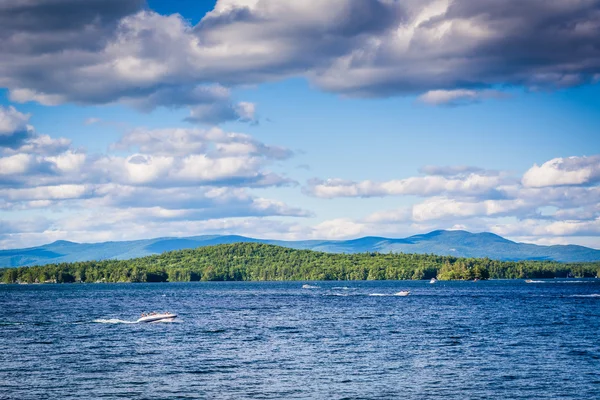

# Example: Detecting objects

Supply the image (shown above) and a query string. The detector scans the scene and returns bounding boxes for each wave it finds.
[369,292,410,297]
[332,286,350,290]
[569,294,600,298]
[93,318,181,324]
[527,280,589,284]
[93,319,138,324]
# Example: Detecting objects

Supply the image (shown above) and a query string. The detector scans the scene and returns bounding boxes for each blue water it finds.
[1,280,599,399]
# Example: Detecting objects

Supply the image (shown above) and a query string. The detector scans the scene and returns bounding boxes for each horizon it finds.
[1,0,599,251]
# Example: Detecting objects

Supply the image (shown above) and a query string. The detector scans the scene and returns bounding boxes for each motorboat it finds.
[525,279,533,283]
[394,291,410,296]
[430,278,437,284]
[302,284,319,289]
[137,312,177,323]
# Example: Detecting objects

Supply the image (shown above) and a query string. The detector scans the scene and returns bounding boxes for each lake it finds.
[1,280,599,399]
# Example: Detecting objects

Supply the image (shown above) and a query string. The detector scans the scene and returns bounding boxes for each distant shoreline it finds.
[3,277,600,286]
[2,243,599,285]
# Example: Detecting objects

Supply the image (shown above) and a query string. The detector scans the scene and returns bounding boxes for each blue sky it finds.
[0,0,599,249]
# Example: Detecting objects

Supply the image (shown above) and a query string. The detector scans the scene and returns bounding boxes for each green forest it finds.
[1,242,599,284]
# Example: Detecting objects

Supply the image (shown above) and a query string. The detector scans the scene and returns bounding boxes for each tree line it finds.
[1,243,599,284]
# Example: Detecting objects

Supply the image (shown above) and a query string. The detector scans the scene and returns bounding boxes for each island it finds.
[1,243,599,284]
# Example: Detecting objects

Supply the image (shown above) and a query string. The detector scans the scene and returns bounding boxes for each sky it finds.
[0,0,599,250]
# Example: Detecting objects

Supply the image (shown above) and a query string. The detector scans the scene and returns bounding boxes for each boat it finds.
[430,278,437,284]
[394,291,410,296]
[137,312,177,323]
[525,279,533,283]
[302,284,319,289]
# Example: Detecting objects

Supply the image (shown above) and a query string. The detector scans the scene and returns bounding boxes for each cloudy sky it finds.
[0,0,599,249]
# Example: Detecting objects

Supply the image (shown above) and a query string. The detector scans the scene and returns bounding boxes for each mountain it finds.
[1,230,599,267]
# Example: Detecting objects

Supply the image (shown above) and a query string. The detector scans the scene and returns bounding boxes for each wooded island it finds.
[2,243,599,283]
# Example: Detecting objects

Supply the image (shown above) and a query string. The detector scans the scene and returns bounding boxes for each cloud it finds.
[1,122,295,190]
[185,100,257,125]
[84,117,101,125]
[113,127,291,159]
[490,218,600,239]
[410,197,531,222]
[124,84,257,125]
[418,165,487,177]
[310,218,367,240]
[0,111,308,248]
[1,0,599,109]
[305,172,506,198]
[305,154,600,246]
[0,106,35,148]
[0,215,303,250]
[522,155,600,188]
[417,89,508,106]
[0,105,72,156]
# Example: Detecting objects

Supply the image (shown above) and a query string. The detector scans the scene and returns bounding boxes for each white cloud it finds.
[0,106,30,135]
[490,218,600,239]
[310,218,367,240]
[0,109,308,248]
[304,154,600,247]
[410,197,531,222]
[522,156,600,188]
[418,89,507,106]
[0,105,34,148]
[305,173,505,198]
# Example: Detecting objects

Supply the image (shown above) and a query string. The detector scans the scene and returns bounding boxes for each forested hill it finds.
[2,243,599,284]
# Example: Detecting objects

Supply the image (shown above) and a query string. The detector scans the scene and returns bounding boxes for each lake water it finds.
[1,280,599,399]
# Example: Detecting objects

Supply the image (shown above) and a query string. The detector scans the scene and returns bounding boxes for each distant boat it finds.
[137,312,177,323]
[525,279,533,283]
[473,278,479,282]
[394,291,410,296]
[430,278,437,284]
[302,284,319,289]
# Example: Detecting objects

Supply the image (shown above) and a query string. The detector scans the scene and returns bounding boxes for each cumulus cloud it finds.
[522,155,600,188]
[113,127,291,159]
[304,154,600,246]
[305,172,506,198]
[310,218,367,240]
[0,0,599,109]
[490,218,600,239]
[0,110,308,248]
[0,105,72,156]
[0,106,35,148]
[1,122,295,190]
[125,84,257,125]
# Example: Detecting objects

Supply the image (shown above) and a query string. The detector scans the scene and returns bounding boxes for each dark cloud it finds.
[0,0,144,53]
[0,0,599,107]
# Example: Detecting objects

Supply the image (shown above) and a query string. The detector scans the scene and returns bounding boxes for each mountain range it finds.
[1,230,599,268]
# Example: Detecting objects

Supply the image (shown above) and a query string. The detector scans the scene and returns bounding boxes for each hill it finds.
[2,242,599,284]
[0,230,599,268]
